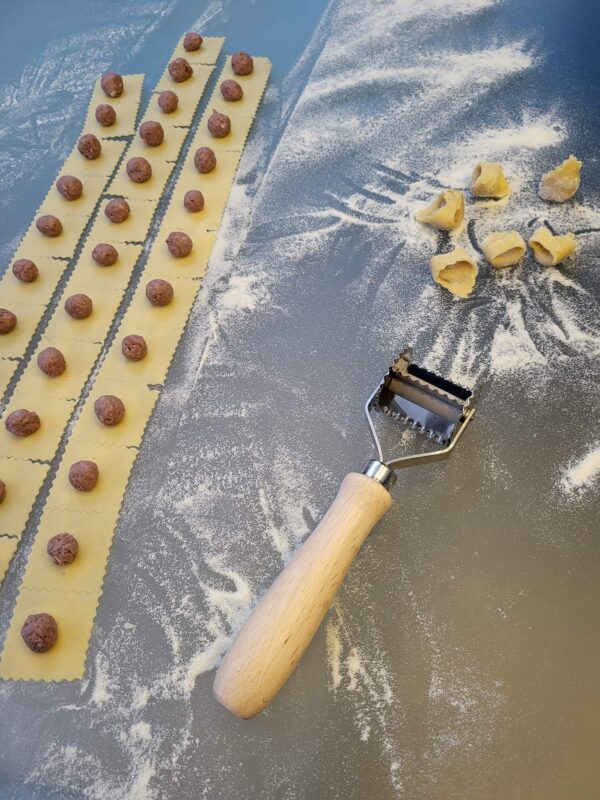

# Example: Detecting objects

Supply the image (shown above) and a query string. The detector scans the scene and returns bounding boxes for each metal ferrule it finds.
[361,460,397,490]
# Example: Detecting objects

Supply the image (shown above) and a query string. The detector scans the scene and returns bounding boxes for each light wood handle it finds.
[213,472,392,718]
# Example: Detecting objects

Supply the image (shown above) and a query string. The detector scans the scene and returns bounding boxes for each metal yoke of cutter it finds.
[214,347,476,719]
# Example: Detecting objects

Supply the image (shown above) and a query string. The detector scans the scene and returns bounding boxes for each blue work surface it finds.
[1,0,599,798]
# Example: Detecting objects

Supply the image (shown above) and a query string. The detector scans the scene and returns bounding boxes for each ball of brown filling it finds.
[0,479,5,504]
[69,460,99,492]
[21,613,58,653]
[56,175,83,201]
[47,532,79,566]
[95,103,116,127]
[166,231,193,258]
[12,258,38,283]
[183,32,203,51]
[139,120,165,147]
[158,90,178,114]
[168,57,193,83]
[121,334,147,361]
[146,278,173,307]
[0,309,17,334]
[37,346,66,377]
[194,146,216,174]
[207,109,231,138]
[127,156,152,183]
[94,394,125,426]
[64,293,93,320]
[5,409,40,437]
[105,198,130,223]
[231,51,254,76]
[220,79,243,102]
[101,72,124,98]
[184,190,204,212]
[36,214,63,238]
[92,243,118,267]
[78,133,101,160]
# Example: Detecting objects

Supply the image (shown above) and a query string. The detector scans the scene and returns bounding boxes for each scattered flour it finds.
[560,444,600,494]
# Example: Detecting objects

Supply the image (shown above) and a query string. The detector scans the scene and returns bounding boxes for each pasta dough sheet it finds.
[107,159,176,202]
[22,507,121,595]
[61,139,128,180]
[191,120,254,155]
[17,338,103,400]
[74,380,160,448]
[0,256,67,308]
[205,56,272,117]
[152,65,215,126]
[0,537,19,585]
[0,359,19,398]
[0,394,75,462]
[46,440,138,515]
[71,241,143,293]
[123,275,201,331]
[0,301,48,359]
[127,125,188,162]
[144,230,216,281]
[0,587,99,681]
[169,36,225,65]
[0,459,50,537]
[92,197,156,243]
[81,74,145,139]
[18,215,90,260]
[44,285,125,344]
[38,175,109,219]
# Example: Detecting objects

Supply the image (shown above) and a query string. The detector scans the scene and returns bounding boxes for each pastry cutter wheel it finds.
[214,348,475,718]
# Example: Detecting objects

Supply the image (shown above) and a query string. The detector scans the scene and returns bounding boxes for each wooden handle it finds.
[213,472,392,718]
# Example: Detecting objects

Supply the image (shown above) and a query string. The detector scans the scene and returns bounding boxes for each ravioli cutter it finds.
[214,348,475,718]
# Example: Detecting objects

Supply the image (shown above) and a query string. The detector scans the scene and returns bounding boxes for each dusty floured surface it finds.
[1,0,599,798]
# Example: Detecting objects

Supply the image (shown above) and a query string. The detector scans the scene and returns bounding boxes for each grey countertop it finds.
[1,0,599,798]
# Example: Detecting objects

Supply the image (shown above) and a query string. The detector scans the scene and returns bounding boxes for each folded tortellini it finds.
[415,190,464,230]
[470,162,511,198]
[430,247,477,298]
[482,230,526,268]
[528,227,576,266]
[538,155,581,202]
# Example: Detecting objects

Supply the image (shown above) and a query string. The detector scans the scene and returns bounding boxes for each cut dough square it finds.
[153,65,215,125]
[0,301,47,359]
[0,459,50,537]
[47,439,137,515]
[0,256,66,308]
[206,56,272,116]
[169,36,225,65]
[144,230,216,280]
[22,507,121,595]
[0,394,75,462]
[128,125,187,162]
[0,537,19,585]
[72,241,143,292]
[92,197,156,243]
[61,139,127,179]
[18,215,89,259]
[99,323,189,386]
[74,380,160,448]
[0,587,98,681]
[191,119,253,154]
[126,275,200,331]
[45,285,125,344]
[18,338,102,400]
[81,73,145,139]
[39,175,108,218]
[0,359,19,397]
[107,158,175,202]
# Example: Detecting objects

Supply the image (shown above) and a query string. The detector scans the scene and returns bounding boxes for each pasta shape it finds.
[470,162,511,198]
[415,190,464,230]
[430,247,477,298]
[528,227,576,267]
[538,155,581,202]
[482,230,526,268]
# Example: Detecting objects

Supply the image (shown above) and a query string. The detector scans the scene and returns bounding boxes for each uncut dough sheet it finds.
[0,459,50,537]
[0,394,76,462]
[127,124,188,162]
[169,35,225,65]
[81,74,144,138]
[0,257,67,310]
[92,197,156,243]
[107,159,176,201]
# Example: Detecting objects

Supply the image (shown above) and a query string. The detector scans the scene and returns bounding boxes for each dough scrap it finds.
[430,247,478,298]
[482,230,526,268]
[528,227,576,266]
[471,162,511,198]
[415,190,464,230]
[538,155,582,202]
